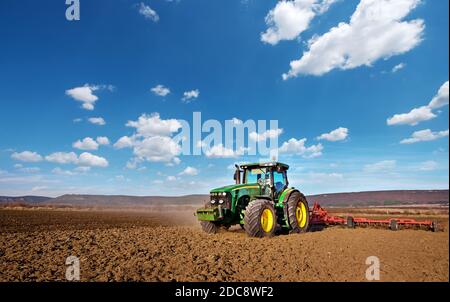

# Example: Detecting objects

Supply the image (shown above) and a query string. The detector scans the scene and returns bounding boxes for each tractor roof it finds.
[239,161,289,170]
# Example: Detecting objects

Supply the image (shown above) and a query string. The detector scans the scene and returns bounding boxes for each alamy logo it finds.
[66,0,80,21]
[365,256,380,281]
[65,256,80,281]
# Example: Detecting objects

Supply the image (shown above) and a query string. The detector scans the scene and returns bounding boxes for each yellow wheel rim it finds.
[260,208,274,233]
[295,202,307,228]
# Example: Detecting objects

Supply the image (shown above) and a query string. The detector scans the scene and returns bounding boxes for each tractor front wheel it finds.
[200,221,219,234]
[244,199,277,238]
[287,191,309,233]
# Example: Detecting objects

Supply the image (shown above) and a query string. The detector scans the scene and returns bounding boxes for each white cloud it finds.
[282,0,424,78]
[66,84,113,110]
[400,129,449,144]
[392,62,406,73]
[11,151,43,162]
[52,167,77,176]
[166,176,177,181]
[114,136,135,149]
[317,127,348,141]
[428,81,449,110]
[88,117,106,126]
[278,138,323,158]
[138,2,159,22]
[73,137,99,151]
[45,152,79,164]
[179,166,199,176]
[73,118,82,123]
[126,113,182,137]
[364,160,396,173]
[249,128,283,141]
[387,106,436,126]
[78,152,109,167]
[133,136,181,163]
[151,84,170,97]
[261,0,337,45]
[182,89,200,103]
[205,144,245,158]
[74,166,91,173]
[387,81,448,126]
[418,160,438,171]
[96,136,110,145]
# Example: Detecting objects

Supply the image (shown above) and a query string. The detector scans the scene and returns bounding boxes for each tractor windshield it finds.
[244,167,269,184]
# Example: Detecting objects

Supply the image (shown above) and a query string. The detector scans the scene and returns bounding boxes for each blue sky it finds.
[0,0,448,197]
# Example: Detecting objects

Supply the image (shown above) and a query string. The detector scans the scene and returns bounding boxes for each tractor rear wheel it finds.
[200,221,218,234]
[287,191,309,233]
[244,199,276,238]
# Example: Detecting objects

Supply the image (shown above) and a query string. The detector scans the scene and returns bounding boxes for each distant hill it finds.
[307,190,449,207]
[0,190,448,208]
[0,196,53,205]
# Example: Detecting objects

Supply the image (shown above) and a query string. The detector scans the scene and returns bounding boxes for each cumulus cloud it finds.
[364,160,396,173]
[261,0,337,45]
[73,137,99,151]
[114,136,135,149]
[126,113,182,137]
[182,89,200,103]
[88,117,106,126]
[151,84,170,97]
[317,127,349,141]
[283,0,424,78]
[11,151,43,162]
[78,152,109,167]
[45,152,79,164]
[400,129,449,144]
[137,2,159,22]
[179,166,199,176]
[133,136,182,162]
[45,152,108,167]
[96,136,110,145]
[278,138,323,158]
[66,84,113,110]
[249,129,283,142]
[387,81,448,126]
[387,106,436,126]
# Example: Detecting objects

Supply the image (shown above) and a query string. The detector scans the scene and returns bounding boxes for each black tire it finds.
[244,199,276,238]
[287,191,309,233]
[200,221,218,234]
[390,220,398,231]
[347,216,355,228]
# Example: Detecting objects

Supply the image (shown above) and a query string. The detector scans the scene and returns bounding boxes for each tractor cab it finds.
[235,162,289,201]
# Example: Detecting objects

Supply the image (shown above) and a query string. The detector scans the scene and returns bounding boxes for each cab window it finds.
[245,168,269,184]
[273,171,286,193]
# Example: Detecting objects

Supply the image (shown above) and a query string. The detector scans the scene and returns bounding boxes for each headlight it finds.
[218,199,224,204]
[211,199,216,204]
[221,192,227,196]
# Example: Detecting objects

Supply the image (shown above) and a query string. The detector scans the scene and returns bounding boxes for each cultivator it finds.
[309,203,439,232]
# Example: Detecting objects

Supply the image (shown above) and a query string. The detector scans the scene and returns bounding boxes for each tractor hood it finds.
[210,183,260,193]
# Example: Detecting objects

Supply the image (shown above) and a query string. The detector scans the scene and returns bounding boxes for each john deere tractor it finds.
[195,162,309,238]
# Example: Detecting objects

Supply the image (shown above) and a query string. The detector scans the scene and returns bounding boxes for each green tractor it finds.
[195,162,309,238]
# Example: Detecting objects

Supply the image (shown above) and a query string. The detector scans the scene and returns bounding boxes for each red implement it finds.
[309,202,438,232]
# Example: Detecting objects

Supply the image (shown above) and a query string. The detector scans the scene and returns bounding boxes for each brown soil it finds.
[0,207,448,282]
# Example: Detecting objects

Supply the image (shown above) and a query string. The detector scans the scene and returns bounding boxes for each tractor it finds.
[195,162,309,238]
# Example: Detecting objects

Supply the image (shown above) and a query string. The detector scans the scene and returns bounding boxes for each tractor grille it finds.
[210,192,231,209]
